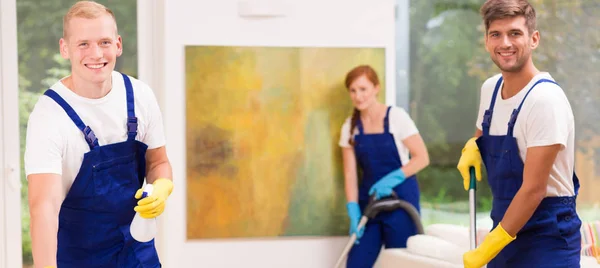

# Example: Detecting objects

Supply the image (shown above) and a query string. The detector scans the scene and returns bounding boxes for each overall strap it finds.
[356,118,364,135]
[384,106,392,133]
[481,77,504,136]
[122,73,138,141]
[44,89,99,150]
[507,79,558,136]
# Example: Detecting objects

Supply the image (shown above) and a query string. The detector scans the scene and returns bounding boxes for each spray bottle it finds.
[130,184,157,242]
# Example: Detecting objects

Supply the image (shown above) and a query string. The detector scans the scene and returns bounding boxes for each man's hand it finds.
[457,137,483,190]
[463,223,516,268]
[134,178,173,218]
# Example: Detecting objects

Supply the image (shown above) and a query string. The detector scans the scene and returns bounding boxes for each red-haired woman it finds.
[338,65,430,268]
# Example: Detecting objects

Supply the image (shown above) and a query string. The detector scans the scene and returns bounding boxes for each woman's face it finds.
[348,75,380,111]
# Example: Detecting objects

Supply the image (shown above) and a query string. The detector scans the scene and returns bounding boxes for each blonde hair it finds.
[63,1,117,38]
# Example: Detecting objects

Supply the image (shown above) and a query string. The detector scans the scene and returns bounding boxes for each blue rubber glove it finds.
[346,202,364,244]
[369,169,406,200]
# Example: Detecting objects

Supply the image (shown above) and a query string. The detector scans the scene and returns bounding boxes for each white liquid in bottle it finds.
[130,184,157,242]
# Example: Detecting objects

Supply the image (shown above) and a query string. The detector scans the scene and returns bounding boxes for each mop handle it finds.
[334,216,369,268]
[469,167,477,250]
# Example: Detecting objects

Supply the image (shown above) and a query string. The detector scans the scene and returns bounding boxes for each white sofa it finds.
[377,223,600,268]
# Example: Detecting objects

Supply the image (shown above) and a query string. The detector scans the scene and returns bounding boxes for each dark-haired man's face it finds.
[484,16,539,73]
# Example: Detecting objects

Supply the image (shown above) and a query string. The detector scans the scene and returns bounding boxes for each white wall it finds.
[139,0,396,267]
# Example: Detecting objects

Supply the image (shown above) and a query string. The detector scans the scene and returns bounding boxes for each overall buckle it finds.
[508,109,519,128]
[83,126,97,145]
[127,117,138,133]
[482,110,493,128]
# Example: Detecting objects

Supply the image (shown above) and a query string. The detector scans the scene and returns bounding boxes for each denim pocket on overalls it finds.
[92,154,139,214]
[555,204,582,249]
[489,148,522,199]
[92,154,137,195]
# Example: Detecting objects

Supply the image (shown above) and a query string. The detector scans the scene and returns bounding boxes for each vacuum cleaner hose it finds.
[363,192,424,234]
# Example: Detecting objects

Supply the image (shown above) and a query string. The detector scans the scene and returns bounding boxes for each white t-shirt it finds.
[24,71,166,197]
[475,73,575,197]
[338,106,419,165]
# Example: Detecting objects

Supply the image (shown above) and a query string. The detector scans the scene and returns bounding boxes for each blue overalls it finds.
[45,73,161,267]
[346,106,421,268]
[477,77,581,267]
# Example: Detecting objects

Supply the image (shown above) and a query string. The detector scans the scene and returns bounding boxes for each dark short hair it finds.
[480,0,537,35]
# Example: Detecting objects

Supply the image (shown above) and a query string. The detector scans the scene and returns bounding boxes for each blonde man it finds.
[25,1,173,267]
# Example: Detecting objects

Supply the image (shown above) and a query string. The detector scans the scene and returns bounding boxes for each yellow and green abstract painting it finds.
[185,46,385,239]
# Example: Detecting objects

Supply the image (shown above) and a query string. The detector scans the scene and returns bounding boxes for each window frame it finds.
[0,0,23,267]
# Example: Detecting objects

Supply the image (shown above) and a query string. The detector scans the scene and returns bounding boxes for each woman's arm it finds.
[342,147,359,203]
[399,133,430,177]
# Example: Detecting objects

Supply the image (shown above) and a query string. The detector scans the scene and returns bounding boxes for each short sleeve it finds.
[24,99,64,176]
[338,117,352,148]
[523,87,571,149]
[390,107,419,140]
[139,83,166,150]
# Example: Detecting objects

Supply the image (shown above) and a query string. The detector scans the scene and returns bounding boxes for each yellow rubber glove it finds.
[134,178,174,219]
[457,137,483,191]
[463,223,516,268]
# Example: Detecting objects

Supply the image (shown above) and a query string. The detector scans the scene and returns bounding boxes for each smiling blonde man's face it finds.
[60,14,122,85]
